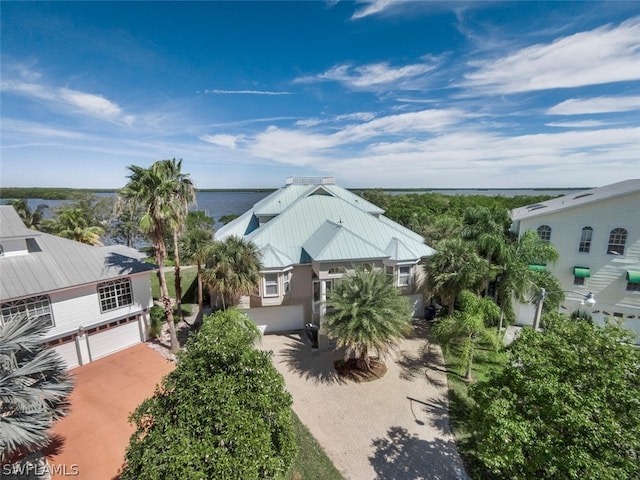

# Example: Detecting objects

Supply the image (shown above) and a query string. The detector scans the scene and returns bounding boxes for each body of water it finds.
[22,188,579,226]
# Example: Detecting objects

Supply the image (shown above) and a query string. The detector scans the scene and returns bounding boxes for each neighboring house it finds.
[215,177,435,333]
[510,179,640,341]
[0,205,156,369]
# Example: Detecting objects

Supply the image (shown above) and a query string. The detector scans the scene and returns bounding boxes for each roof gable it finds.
[303,221,387,262]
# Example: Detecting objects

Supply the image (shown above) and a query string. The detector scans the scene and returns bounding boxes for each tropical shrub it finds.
[469,317,640,479]
[120,309,297,479]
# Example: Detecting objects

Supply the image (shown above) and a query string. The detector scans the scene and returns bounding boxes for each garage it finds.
[49,315,144,369]
[242,304,305,333]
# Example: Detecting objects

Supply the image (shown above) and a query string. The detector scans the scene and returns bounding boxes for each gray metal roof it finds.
[217,182,435,269]
[512,179,640,221]
[0,206,155,301]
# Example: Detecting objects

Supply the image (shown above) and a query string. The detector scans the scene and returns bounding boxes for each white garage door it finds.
[243,305,304,333]
[52,342,80,370]
[89,321,141,360]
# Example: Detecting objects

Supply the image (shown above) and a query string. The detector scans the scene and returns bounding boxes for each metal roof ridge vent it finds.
[286,176,336,185]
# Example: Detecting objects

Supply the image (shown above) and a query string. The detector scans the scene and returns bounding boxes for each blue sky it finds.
[1,1,639,189]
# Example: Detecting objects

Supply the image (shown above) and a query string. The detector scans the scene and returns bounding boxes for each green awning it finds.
[627,270,640,284]
[573,267,591,278]
[528,264,546,272]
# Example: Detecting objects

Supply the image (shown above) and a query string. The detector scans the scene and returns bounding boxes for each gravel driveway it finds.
[259,323,469,480]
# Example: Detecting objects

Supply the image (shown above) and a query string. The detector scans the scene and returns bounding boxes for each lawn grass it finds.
[150,267,198,303]
[439,331,507,478]
[286,412,343,480]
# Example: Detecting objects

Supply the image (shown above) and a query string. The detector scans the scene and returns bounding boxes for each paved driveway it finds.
[259,324,469,480]
[47,344,175,480]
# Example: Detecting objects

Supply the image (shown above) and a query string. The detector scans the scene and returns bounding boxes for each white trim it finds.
[263,273,279,298]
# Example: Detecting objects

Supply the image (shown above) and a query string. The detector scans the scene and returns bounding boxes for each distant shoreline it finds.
[0,186,588,200]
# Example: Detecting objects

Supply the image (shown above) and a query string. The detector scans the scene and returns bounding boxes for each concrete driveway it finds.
[47,344,175,480]
[259,323,469,480]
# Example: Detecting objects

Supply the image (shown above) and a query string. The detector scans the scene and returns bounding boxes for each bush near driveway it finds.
[120,309,297,479]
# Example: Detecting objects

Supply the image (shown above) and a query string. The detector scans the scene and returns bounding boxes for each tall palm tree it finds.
[0,314,74,462]
[119,160,193,351]
[9,199,48,230]
[203,236,262,309]
[324,267,414,372]
[157,159,196,323]
[425,237,490,314]
[432,290,500,380]
[180,226,214,324]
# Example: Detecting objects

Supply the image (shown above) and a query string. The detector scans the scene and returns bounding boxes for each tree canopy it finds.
[120,309,297,479]
[469,317,640,479]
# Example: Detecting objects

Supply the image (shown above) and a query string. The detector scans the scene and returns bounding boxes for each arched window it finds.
[607,228,627,255]
[578,226,593,253]
[537,225,552,243]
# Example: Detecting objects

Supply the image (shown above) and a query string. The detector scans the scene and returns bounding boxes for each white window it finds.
[537,225,552,243]
[578,227,593,253]
[607,228,627,256]
[98,278,133,312]
[264,273,279,297]
[284,271,291,293]
[1,295,54,327]
[398,266,411,286]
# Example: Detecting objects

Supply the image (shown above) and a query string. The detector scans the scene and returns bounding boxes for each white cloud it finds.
[547,95,640,115]
[463,16,640,94]
[203,89,292,95]
[2,67,134,125]
[350,0,396,20]
[294,112,376,128]
[200,134,239,149]
[295,60,436,91]
[545,120,611,128]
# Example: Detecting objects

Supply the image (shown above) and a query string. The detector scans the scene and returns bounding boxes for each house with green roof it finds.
[0,205,156,368]
[215,177,435,333]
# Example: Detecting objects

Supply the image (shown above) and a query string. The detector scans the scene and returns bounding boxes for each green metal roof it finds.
[216,182,434,269]
[259,244,295,270]
[303,221,387,261]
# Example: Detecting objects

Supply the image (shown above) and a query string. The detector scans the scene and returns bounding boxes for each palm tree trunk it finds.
[356,346,371,371]
[156,248,179,351]
[173,230,183,322]
[196,260,203,326]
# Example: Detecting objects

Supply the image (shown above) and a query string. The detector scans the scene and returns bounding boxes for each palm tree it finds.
[119,160,193,351]
[494,230,560,331]
[180,226,214,324]
[432,290,500,380]
[0,314,74,462]
[324,267,414,372]
[53,206,105,246]
[203,236,262,309]
[157,159,196,323]
[425,237,490,314]
[9,199,48,230]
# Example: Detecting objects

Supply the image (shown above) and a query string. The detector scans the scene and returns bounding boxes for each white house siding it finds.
[88,321,142,360]
[47,273,152,338]
[515,194,640,341]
